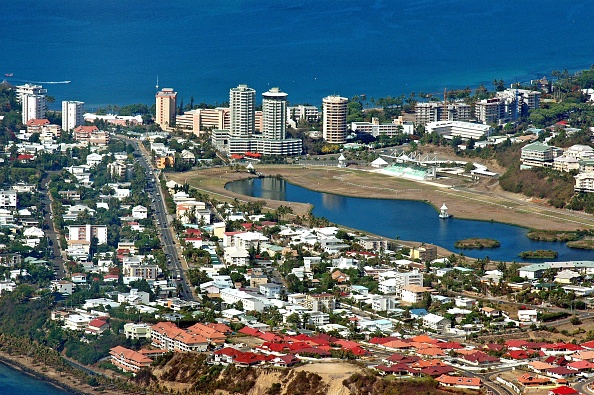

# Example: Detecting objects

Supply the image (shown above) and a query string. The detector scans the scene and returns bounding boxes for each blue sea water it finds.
[1,1,594,110]
[0,362,70,395]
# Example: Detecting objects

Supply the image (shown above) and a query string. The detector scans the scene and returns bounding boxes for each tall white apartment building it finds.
[229,84,255,138]
[322,95,348,144]
[21,94,46,123]
[16,84,46,103]
[262,87,287,140]
[62,101,85,131]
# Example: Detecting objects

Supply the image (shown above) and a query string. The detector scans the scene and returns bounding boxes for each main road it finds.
[40,172,66,278]
[124,138,195,301]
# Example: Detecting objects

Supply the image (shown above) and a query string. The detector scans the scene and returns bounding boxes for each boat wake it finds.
[12,79,70,84]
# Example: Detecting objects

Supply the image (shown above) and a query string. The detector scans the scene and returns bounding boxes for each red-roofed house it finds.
[436,374,481,390]
[420,366,454,377]
[567,360,594,372]
[272,354,299,367]
[463,351,500,366]
[549,386,579,395]
[581,340,594,350]
[505,339,529,349]
[518,373,551,386]
[546,367,576,380]
[239,326,261,337]
[86,318,109,334]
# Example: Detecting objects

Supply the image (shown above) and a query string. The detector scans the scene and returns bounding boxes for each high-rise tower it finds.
[229,84,256,138]
[62,100,84,131]
[322,95,348,144]
[155,88,177,129]
[262,87,288,140]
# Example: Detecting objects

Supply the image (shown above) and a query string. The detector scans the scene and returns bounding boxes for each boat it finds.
[4,73,13,77]
[439,203,451,219]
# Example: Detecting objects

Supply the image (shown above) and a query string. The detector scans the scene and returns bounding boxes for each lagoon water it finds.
[226,177,594,262]
[0,363,70,395]
[2,1,594,109]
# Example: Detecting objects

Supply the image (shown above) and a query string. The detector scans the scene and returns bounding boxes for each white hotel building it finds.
[426,121,492,140]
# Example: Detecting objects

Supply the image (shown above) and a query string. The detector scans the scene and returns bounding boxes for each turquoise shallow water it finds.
[1,1,594,109]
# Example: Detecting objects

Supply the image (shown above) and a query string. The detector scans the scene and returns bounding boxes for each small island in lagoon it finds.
[454,238,501,249]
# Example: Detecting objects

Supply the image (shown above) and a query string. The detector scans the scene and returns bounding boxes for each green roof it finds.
[522,142,552,152]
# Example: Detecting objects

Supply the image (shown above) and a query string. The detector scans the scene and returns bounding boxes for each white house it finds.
[518,309,539,323]
[400,285,432,304]
[131,205,148,219]
[423,313,451,332]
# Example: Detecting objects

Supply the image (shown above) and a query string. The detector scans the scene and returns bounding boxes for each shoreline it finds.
[0,353,84,395]
[0,350,125,395]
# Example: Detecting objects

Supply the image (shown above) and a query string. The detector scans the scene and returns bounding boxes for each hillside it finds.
[145,353,466,395]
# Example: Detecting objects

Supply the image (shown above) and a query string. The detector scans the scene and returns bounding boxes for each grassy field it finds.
[168,164,594,231]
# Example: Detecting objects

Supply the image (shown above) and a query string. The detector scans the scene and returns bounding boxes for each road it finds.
[40,172,66,278]
[125,138,195,301]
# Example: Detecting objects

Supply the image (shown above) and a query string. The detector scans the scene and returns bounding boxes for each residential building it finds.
[322,95,348,144]
[175,107,230,135]
[74,125,110,145]
[422,313,450,332]
[303,293,335,312]
[435,375,481,390]
[62,101,84,131]
[262,87,287,140]
[124,323,152,339]
[150,322,209,352]
[259,283,282,299]
[400,285,432,304]
[575,172,594,193]
[287,104,319,123]
[155,88,177,129]
[378,270,423,296]
[230,84,256,138]
[410,244,437,261]
[22,93,46,123]
[518,309,539,323]
[474,98,505,125]
[0,190,17,208]
[68,224,108,244]
[220,288,267,312]
[110,346,152,373]
[521,142,555,169]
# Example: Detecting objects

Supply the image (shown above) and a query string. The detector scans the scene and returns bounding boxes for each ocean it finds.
[0,362,70,395]
[1,1,594,392]
[1,0,594,110]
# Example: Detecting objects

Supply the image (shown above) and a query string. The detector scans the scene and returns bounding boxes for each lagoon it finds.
[226,177,594,262]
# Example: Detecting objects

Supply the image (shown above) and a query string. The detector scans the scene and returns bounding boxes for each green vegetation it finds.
[566,239,594,250]
[519,250,558,259]
[526,230,581,242]
[343,374,452,395]
[454,238,500,249]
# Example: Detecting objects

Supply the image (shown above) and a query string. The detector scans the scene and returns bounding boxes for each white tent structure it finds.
[371,157,389,168]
